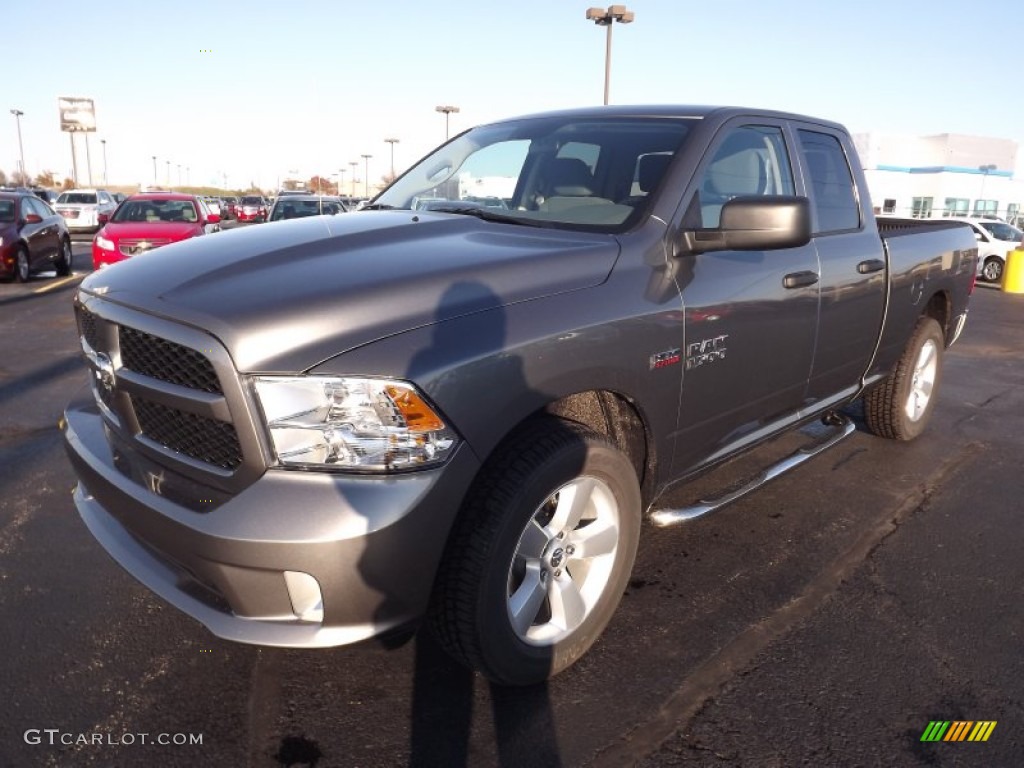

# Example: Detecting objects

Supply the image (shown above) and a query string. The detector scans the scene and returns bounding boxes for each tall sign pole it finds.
[59,97,97,188]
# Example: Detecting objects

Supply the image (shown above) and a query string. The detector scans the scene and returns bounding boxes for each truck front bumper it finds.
[62,394,478,648]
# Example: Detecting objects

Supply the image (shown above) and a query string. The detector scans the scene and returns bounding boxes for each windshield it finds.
[373,116,695,232]
[241,197,263,205]
[58,192,98,205]
[111,199,199,223]
[979,221,1023,241]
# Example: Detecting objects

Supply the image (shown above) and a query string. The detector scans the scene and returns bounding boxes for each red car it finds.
[235,195,267,223]
[91,193,221,270]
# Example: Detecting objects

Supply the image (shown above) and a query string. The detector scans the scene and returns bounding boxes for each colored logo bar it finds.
[920,721,997,742]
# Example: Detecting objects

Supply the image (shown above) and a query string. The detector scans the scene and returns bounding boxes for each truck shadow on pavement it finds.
[363,280,565,768]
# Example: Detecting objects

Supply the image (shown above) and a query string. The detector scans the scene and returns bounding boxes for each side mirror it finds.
[207,213,221,224]
[24,213,43,224]
[98,212,110,225]
[681,196,812,255]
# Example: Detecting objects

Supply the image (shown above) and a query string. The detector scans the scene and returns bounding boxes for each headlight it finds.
[95,235,115,251]
[252,376,458,471]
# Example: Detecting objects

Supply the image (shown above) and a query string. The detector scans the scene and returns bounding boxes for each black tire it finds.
[864,317,944,441]
[15,246,31,283]
[981,257,1003,283]
[55,238,73,277]
[430,418,641,686]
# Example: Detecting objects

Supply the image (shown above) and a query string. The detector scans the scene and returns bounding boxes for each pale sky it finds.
[6,0,1023,192]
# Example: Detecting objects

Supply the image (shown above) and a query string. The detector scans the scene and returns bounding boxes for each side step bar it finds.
[649,413,856,527]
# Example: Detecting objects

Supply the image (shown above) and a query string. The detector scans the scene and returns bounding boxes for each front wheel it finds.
[981,256,1003,283]
[430,418,641,685]
[864,316,944,441]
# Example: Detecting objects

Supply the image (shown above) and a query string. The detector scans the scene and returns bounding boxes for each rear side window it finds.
[798,130,860,233]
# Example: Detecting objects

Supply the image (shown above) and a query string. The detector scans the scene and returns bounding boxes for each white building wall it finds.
[852,132,1023,224]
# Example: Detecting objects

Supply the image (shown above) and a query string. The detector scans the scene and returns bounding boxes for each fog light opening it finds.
[283,571,324,623]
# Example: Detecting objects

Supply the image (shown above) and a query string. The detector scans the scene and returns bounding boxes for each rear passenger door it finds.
[672,120,820,473]
[793,125,886,404]
[22,196,59,263]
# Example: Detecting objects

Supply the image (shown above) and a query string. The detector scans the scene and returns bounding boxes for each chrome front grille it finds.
[118,239,171,256]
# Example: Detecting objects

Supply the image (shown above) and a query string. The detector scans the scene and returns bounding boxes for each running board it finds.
[649,413,856,527]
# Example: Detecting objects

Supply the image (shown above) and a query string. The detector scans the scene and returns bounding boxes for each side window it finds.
[797,130,860,233]
[698,125,794,228]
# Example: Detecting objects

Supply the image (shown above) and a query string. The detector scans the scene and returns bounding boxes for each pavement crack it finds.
[587,440,982,768]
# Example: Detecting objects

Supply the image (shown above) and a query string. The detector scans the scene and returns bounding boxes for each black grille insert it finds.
[120,326,222,394]
[78,307,101,351]
[132,396,243,470]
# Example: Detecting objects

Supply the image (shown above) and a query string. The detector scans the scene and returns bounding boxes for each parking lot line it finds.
[33,274,83,294]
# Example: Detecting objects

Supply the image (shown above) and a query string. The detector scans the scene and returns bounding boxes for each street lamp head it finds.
[586,5,633,24]
[435,105,460,115]
[11,108,24,117]
[979,164,996,173]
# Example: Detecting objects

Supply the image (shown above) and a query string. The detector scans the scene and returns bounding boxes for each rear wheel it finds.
[15,246,31,283]
[430,418,641,685]
[864,316,944,441]
[982,256,1003,283]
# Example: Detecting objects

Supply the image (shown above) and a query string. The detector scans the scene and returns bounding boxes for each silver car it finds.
[55,189,118,235]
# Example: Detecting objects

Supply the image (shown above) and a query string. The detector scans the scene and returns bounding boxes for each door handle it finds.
[857,259,886,274]
[783,270,819,289]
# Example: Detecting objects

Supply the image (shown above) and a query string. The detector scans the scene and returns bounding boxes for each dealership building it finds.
[853,132,1023,225]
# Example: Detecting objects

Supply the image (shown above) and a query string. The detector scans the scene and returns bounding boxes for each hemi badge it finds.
[650,348,682,370]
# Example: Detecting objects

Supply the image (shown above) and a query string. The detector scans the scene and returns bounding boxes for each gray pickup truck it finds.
[63,106,977,685]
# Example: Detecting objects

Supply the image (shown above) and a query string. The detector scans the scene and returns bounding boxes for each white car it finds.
[942,216,1022,283]
[55,189,118,235]
[202,197,223,217]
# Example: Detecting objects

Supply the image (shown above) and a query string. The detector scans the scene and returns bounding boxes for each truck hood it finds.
[80,211,620,372]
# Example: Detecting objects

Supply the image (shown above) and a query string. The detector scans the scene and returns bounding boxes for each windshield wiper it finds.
[427,205,543,227]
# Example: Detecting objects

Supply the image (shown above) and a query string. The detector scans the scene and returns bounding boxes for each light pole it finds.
[384,137,399,180]
[166,160,171,188]
[10,109,26,183]
[435,105,460,140]
[978,164,996,212]
[361,154,373,197]
[337,168,345,196]
[100,139,108,186]
[152,156,158,187]
[186,166,190,186]
[177,163,182,188]
[585,5,635,105]
[348,161,358,197]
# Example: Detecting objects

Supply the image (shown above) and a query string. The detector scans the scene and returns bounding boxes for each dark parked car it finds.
[267,195,347,221]
[0,190,73,281]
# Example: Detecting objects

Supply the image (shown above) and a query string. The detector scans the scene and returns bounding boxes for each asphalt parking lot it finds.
[0,240,1021,767]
